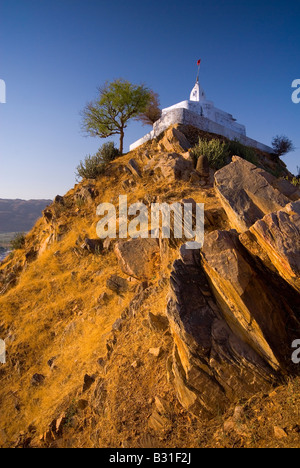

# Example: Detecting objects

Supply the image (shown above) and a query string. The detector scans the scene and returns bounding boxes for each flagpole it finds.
[196,60,201,83]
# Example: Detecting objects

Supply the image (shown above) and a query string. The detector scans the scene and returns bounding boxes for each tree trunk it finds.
[119,129,124,155]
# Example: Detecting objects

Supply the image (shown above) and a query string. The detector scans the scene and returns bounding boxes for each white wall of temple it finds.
[129,107,272,153]
[162,100,246,136]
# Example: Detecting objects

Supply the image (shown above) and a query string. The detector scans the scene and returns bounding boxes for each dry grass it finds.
[0,133,298,448]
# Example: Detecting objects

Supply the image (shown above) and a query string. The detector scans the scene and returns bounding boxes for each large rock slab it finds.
[214,156,291,232]
[114,238,160,280]
[167,233,300,417]
[167,246,277,418]
[200,230,300,371]
[240,201,300,292]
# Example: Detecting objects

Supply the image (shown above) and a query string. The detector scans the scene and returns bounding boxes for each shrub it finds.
[76,142,119,180]
[10,233,26,250]
[228,139,258,165]
[291,177,300,187]
[98,141,120,164]
[191,138,230,169]
[271,135,295,158]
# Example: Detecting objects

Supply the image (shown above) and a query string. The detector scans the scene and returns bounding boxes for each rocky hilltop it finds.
[0,125,299,448]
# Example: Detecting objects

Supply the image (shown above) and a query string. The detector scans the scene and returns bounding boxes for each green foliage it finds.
[191,137,261,170]
[228,139,258,165]
[98,141,120,164]
[271,135,295,157]
[10,233,26,250]
[81,79,152,154]
[76,142,119,180]
[291,177,300,187]
[191,138,230,169]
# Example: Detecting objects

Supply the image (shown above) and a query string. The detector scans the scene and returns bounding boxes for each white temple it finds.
[130,78,272,153]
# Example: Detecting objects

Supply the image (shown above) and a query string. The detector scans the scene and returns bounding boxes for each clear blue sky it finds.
[0,0,299,199]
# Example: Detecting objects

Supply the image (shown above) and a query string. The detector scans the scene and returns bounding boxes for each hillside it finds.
[0,124,299,449]
[0,199,52,233]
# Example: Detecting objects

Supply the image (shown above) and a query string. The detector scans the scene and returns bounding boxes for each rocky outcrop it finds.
[145,152,194,183]
[159,127,191,153]
[166,232,300,417]
[240,201,300,292]
[214,157,292,232]
[167,245,277,418]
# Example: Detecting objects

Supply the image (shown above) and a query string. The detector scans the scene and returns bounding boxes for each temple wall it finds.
[129,107,272,153]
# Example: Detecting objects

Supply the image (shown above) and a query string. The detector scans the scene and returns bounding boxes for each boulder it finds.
[214,156,290,232]
[154,153,194,182]
[114,238,160,280]
[196,154,210,178]
[106,275,129,294]
[160,126,191,153]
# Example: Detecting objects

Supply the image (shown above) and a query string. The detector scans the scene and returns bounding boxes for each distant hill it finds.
[0,198,52,233]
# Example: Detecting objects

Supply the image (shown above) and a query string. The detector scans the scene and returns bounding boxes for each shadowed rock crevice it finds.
[167,246,281,418]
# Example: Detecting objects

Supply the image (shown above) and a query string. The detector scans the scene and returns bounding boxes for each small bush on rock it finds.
[10,233,26,250]
[76,142,119,180]
[191,138,230,169]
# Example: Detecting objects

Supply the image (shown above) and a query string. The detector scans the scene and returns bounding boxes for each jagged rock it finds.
[271,178,300,201]
[149,347,162,358]
[154,396,170,415]
[148,410,171,432]
[127,159,142,178]
[81,238,103,254]
[97,292,110,305]
[103,237,114,251]
[154,152,194,182]
[114,238,160,280]
[148,312,169,332]
[75,184,97,204]
[167,236,300,418]
[159,126,191,153]
[47,356,57,369]
[274,426,288,439]
[31,374,45,387]
[200,230,300,370]
[240,201,300,292]
[106,275,129,294]
[214,156,290,232]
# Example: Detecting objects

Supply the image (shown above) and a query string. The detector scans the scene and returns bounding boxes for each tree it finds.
[135,90,161,126]
[271,135,295,158]
[81,79,152,154]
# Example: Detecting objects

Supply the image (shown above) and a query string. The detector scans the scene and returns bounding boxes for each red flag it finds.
[197,59,201,66]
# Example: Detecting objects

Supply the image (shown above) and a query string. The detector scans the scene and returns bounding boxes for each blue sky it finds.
[0,0,299,199]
